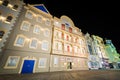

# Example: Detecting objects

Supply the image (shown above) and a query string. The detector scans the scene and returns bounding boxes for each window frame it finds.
[29,38,38,49]
[14,35,26,47]
[33,25,41,34]
[25,10,33,19]
[20,21,31,31]
[38,58,47,68]
[41,40,49,51]
[4,56,20,69]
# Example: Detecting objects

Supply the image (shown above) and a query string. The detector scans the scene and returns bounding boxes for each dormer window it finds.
[13,5,18,10]
[6,16,13,22]
[2,0,9,6]
[0,31,5,41]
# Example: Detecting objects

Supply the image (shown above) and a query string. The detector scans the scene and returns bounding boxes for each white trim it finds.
[4,56,20,69]
[14,35,26,47]
[19,56,37,74]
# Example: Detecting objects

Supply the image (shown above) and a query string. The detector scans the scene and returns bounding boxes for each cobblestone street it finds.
[0,70,120,80]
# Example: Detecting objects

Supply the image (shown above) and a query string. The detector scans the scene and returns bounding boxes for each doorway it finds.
[67,62,72,69]
[21,60,35,74]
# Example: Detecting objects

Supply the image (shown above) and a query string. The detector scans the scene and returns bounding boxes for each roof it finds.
[33,4,50,14]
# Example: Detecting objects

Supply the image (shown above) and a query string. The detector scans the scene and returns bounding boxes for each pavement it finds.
[0,70,120,80]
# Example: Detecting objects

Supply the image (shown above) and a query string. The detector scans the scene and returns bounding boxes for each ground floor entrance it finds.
[67,62,72,69]
[21,60,35,74]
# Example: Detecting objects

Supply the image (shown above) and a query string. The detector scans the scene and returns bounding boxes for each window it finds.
[58,42,62,51]
[4,56,20,69]
[6,16,13,23]
[25,11,33,19]
[21,21,30,31]
[44,29,50,37]
[13,5,18,10]
[41,41,49,50]
[0,31,5,41]
[88,45,93,55]
[33,25,40,34]
[38,58,47,68]
[45,19,51,26]
[54,57,58,67]
[69,27,72,33]
[58,31,62,39]
[61,24,65,30]
[29,38,38,49]
[37,15,42,23]
[2,0,9,6]
[54,21,61,27]
[14,35,25,47]
[74,46,78,53]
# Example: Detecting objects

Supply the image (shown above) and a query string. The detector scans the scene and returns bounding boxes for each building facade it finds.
[0,2,53,74]
[92,35,109,69]
[105,39,120,69]
[0,0,24,55]
[85,33,100,69]
[0,0,89,74]
[50,16,89,71]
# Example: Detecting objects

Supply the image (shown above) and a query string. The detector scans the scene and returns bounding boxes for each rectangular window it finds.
[45,19,51,26]
[4,56,20,69]
[33,25,40,34]
[74,46,78,53]
[61,24,65,30]
[38,58,47,68]
[14,35,25,47]
[54,57,58,67]
[44,29,50,37]
[25,11,33,19]
[41,41,49,51]
[21,21,30,31]
[29,39,38,49]
[37,15,43,23]
[69,27,72,33]
[64,44,68,52]
[58,42,62,51]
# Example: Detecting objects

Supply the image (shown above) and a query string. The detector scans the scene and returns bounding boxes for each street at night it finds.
[0,70,120,80]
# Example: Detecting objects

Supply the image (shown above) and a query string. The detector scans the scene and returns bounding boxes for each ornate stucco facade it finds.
[105,39,120,69]
[50,16,89,71]
[92,35,109,69]
[85,33,100,69]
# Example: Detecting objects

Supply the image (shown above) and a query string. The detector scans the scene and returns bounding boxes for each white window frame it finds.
[58,42,62,51]
[44,29,50,37]
[45,18,51,26]
[29,38,38,49]
[25,10,33,19]
[37,15,43,23]
[33,25,41,34]
[14,35,26,47]
[41,40,49,51]
[38,58,47,68]
[4,56,20,69]
[53,57,59,67]
[20,21,30,31]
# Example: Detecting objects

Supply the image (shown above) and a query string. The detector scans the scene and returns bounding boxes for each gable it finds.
[34,4,49,14]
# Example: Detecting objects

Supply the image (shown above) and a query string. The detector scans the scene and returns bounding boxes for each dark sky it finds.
[23,0,119,52]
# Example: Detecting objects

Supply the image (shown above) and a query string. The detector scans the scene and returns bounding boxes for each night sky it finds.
[23,0,119,52]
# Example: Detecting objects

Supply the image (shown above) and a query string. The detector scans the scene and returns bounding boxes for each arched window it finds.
[2,0,9,6]
[6,16,13,22]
